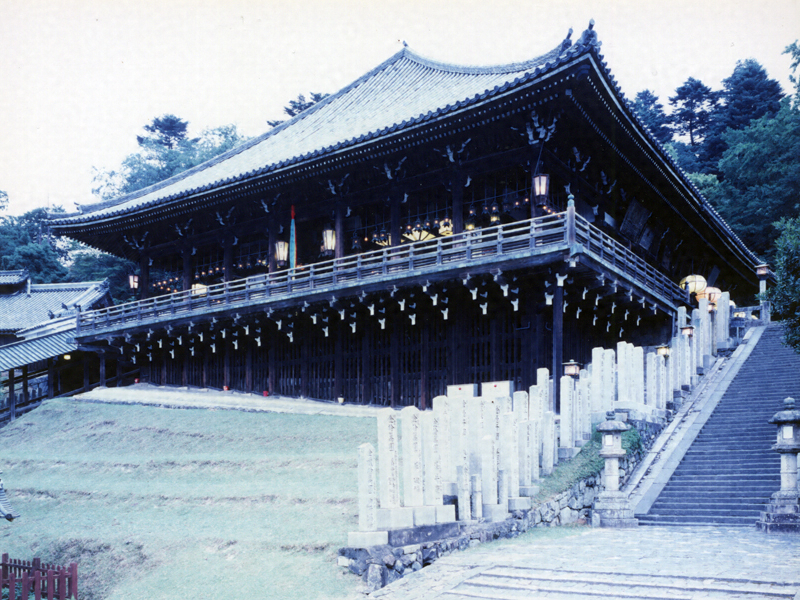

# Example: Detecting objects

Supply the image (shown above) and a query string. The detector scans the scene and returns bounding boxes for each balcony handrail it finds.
[77,211,681,335]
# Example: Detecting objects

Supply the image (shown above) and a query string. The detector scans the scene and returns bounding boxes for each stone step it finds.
[447,566,798,599]
[644,507,766,517]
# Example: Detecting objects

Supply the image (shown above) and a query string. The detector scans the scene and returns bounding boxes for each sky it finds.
[1,0,798,217]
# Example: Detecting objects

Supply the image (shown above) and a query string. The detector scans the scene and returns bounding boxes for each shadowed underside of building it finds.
[48,22,762,409]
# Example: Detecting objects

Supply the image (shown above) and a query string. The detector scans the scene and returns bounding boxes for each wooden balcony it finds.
[76,209,686,339]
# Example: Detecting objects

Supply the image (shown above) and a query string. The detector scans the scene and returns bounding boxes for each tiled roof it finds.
[51,32,585,224]
[0,329,75,371]
[0,281,109,334]
[0,270,29,285]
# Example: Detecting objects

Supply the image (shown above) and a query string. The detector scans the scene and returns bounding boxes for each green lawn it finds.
[0,399,376,600]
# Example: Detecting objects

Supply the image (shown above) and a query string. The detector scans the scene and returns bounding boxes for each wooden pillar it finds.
[490,317,500,382]
[268,220,277,274]
[83,355,90,393]
[452,170,465,234]
[361,324,372,404]
[98,354,106,387]
[223,338,231,389]
[335,203,345,260]
[300,332,310,398]
[267,332,276,395]
[420,324,429,410]
[223,239,234,283]
[117,357,124,388]
[139,253,150,300]
[182,247,193,292]
[333,320,343,400]
[390,322,399,408]
[390,192,401,248]
[161,347,168,386]
[201,345,209,388]
[552,284,564,413]
[21,365,29,404]
[47,358,55,398]
[244,337,253,393]
[181,344,189,387]
[8,368,15,421]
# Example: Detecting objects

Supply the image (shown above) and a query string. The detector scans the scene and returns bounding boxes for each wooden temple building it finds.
[48,22,763,409]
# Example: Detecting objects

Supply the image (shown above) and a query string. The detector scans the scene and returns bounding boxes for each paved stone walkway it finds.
[75,383,383,417]
[371,526,800,599]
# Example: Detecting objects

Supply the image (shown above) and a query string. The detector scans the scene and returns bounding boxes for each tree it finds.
[92,117,248,201]
[708,100,800,261]
[0,190,8,212]
[768,216,800,353]
[785,40,800,102]
[267,92,329,127]
[668,78,719,149]
[68,249,136,303]
[632,90,672,145]
[699,60,784,172]
[0,207,70,283]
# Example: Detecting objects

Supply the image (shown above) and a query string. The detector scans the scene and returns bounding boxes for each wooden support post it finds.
[47,357,55,398]
[300,333,310,398]
[390,192,401,248]
[223,339,231,389]
[267,335,276,395]
[335,202,344,260]
[244,337,253,393]
[268,219,277,274]
[116,357,124,388]
[21,364,29,404]
[182,345,189,387]
[139,253,150,300]
[420,324,430,410]
[83,356,90,393]
[182,246,193,292]
[552,284,564,413]
[490,317,500,382]
[161,347,168,386]
[223,239,234,283]
[98,354,106,387]
[361,324,372,404]
[390,323,399,408]
[8,368,15,421]
[202,345,209,388]
[452,170,465,234]
[333,321,343,400]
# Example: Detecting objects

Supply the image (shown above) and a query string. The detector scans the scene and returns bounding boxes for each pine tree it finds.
[632,90,672,145]
[668,78,719,149]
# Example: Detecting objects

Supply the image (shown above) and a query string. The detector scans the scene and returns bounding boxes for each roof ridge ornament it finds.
[576,19,600,50]
[560,28,573,53]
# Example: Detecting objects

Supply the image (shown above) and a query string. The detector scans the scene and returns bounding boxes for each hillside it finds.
[0,398,375,600]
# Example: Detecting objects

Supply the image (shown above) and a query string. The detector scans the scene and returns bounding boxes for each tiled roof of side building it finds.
[0,330,76,372]
[0,281,110,334]
[50,31,584,224]
[0,270,29,285]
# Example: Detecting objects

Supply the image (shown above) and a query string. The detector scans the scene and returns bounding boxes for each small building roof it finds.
[0,329,75,372]
[0,270,29,286]
[0,279,110,334]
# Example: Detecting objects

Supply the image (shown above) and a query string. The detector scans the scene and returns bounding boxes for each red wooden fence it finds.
[1,554,78,600]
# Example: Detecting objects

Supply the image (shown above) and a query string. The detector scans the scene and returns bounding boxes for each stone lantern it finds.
[757,397,800,532]
[592,411,638,527]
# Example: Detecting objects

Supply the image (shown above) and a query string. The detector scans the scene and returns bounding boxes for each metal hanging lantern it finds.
[439,212,453,236]
[321,225,336,257]
[533,173,550,205]
[351,231,362,252]
[489,201,502,224]
[465,205,478,231]
[275,240,289,267]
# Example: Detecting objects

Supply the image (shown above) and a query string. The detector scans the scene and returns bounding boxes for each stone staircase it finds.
[637,325,800,526]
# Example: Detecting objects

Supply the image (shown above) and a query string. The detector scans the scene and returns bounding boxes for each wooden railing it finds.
[1,554,78,600]
[76,210,684,336]
[574,214,686,303]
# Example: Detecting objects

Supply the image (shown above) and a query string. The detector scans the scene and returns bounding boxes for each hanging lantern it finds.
[533,173,550,205]
[321,225,336,257]
[679,274,707,295]
[465,205,478,231]
[128,274,139,290]
[351,231,362,252]
[275,240,289,267]
[375,226,391,247]
[489,201,502,224]
[439,212,453,236]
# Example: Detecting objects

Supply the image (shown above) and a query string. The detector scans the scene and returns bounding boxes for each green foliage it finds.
[68,249,136,303]
[0,190,8,212]
[669,77,719,148]
[267,92,329,127]
[92,116,249,201]
[784,40,800,102]
[633,89,672,145]
[768,216,800,353]
[0,207,69,283]
[708,100,800,261]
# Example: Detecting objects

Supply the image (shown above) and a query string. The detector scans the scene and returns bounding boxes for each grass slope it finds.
[0,399,375,600]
